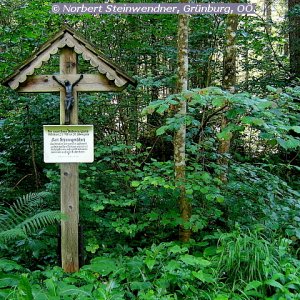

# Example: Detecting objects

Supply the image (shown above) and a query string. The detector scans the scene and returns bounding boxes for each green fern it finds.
[0,192,61,243]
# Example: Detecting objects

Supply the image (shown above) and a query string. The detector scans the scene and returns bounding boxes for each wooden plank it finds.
[60,163,79,273]
[60,47,79,273]
[17,74,125,93]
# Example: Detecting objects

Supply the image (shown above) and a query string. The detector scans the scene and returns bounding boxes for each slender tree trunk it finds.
[147,26,160,127]
[288,0,300,78]
[218,4,239,183]
[222,13,238,90]
[265,0,272,34]
[284,0,289,57]
[245,42,249,90]
[175,0,191,242]
[25,105,41,189]
[265,0,272,78]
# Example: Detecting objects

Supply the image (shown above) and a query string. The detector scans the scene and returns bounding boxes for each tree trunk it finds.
[25,105,41,189]
[245,41,249,90]
[289,0,300,78]
[175,0,191,242]
[222,12,238,90]
[218,5,239,183]
[265,0,272,34]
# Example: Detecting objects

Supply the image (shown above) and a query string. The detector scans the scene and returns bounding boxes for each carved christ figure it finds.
[52,74,84,124]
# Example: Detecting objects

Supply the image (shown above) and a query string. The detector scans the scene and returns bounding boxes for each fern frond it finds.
[0,228,27,242]
[0,192,60,243]
[19,211,62,234]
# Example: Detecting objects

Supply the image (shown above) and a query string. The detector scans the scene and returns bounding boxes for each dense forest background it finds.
[1,0,300,299]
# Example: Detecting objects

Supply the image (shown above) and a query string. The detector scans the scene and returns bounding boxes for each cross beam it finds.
[18,74,124,93]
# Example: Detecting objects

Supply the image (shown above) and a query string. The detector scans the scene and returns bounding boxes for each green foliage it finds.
[0,2,300,298]
[78,144,180,247]
[0,237,299,299]
[0,93,59,199]
[215,231,300,299]
[217,229,279,285]
[0,192,61,243]
[225,163,300,236]
[144,86,300,155]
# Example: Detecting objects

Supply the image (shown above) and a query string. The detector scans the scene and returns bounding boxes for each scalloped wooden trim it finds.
[8,32,127,90]
[9,39,62,89]
[64,33,127,88]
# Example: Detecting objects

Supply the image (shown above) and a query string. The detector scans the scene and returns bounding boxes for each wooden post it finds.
[60,47,79,272]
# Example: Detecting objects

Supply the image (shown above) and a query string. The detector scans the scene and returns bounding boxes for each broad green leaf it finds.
[156,103,169,115]
[212,97,226,107]
[147,212,159,220]
[44,278,57,297]
[200,187,209,194]
[0,273,19,288]
[244,290,265,298]
[277,137,300,149]
[205,194,215,201]
[285,137,300,149]
[245,280,263,291]
[201,172,211,182]
[86,243,99,254]
[165,260,181,271]
[265,279,283,290]
[169,245,188,254]
[168,99,179,105]
[58,282,92,297]
[82,258,117,276]
[192,270,215,283]
[277,138,288,150]
[256,100,276,109]
[216,195,224,203]
[203,246,217,256]
[156,126,168,136]
[291,126,300,133]
[131,181,140,187]
[180,254,211,267]
[190,94,207,105]
[145,258,156,271]
[241,116,264,126]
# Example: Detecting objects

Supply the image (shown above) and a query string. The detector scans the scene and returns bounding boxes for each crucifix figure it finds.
[53,74,83,124]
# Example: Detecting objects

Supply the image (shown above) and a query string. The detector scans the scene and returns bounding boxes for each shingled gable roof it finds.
[2,25,137,90]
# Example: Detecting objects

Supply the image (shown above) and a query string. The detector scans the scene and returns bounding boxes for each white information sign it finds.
[43,125,94,163]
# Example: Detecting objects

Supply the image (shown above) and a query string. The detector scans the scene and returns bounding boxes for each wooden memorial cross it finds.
[2,26,136,272]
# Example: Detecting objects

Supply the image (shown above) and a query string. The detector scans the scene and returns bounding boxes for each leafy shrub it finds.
[225,163,300,239]
[1,237,300,299]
